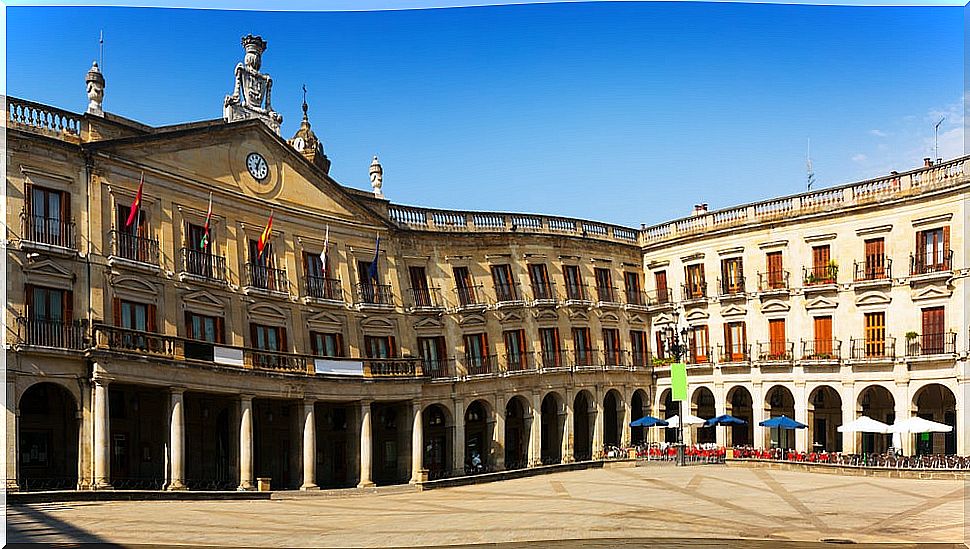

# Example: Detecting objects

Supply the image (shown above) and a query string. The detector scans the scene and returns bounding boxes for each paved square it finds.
[6,465,969,547]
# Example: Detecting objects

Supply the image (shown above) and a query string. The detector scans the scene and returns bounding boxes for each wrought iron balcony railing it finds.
[455,284,488,308]
[758,270,790,291]
[464,353,498,376]
[801,339,842,361]
[181,248,228,281]
[853,258,892,282]
[493,282,521,304]
[407,287,443,309]
[110,229,159,265]
[717,277,746,296]
[681,282,707,301]
[624,289,650,307]
[246,347,307,372]
[595,285,619,304]
[305,275,343,301]
[538,350,568,369]
[602,349,630,369]
[504,351,535,372]
[563,283,591,302]
[356,283,394,306]
[573,348,600,368]
[16,317,86,350]
[21,212,76,249]
[246,263,289,293]
[687,346,713,365]
[364,357,423,377]
[903,333,957,357]
[803,264,838,286]
[757,341,795,362]
[718,343,751,363]
[421,358,451,379]
[93,324,180,358]
[648,288,673,305]
[910,250,953,275]
[630,350,651,369]
[850,337,896,360]
[530,281,558,303]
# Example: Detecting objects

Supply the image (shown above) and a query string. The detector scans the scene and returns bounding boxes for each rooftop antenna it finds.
[934,116,945,162]
[99,30,104,70]
[806,138,815,191]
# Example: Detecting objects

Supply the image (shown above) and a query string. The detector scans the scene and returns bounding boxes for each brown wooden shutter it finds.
[655,331,664,359]
[943,226,950,268]
[24,285,34,318]
[112,297,122,327]
[723,323,731,356]
[147,303,157,333]
[64,290,74,322]
[184,311,193,338]
[250,323,258,349]
[24,181,33,218]
[279,326,288,353]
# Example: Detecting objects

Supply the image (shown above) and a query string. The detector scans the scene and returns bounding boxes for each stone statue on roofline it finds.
[224,34,283,134]
[85,61,105,116]
[370,156,384,198]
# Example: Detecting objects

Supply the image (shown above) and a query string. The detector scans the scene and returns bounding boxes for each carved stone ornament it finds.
[223,34,283,134]
[370,156,384,198]
[85,61,105,116]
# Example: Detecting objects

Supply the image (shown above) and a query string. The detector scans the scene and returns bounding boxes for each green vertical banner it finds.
[670,362,688,401]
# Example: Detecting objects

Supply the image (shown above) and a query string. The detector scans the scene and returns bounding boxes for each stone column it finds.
[410,401,423,484]
[894,382,911,456]
[358,401,374,488]
[492,394,506,471]
[301,399,319,490]
[561,395,574,463]
[714,384,727,447]
[238,395,255,490]
[6,381,19,491]
[794,383,808,453]
[841,384,856,454]
[168,388,187,490]
[621,390,632,448]
[92,377,112,489]
[591,391,604,458]
[751,383,765,449]
[529,392,542,466]
[453,398,465,474]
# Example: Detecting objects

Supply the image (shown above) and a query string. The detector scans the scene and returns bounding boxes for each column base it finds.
[357,480,376,488]
[300,484,320,491]
[166,481,188,491]
[92,481,114,490]
[6,480,20,492]
[237,482,256,491]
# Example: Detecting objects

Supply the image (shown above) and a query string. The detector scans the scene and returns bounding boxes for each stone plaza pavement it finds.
[6,464,969,548]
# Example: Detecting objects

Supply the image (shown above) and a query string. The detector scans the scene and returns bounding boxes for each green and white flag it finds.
[671,362,688,401]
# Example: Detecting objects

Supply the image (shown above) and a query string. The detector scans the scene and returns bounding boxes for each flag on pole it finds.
[257,211,274,259]
[319,225,330,275]
[367,234,381,282]
[125,173,144,228]
[200,192,213,250]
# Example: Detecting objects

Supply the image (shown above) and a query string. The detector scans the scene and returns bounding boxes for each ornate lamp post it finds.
[662,324,691,466]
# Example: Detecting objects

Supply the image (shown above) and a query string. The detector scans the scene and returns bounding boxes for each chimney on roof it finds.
[692,203,708,216]
[924,157,934,167]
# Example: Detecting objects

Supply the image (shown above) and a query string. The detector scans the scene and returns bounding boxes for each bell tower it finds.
[288,86,331,175]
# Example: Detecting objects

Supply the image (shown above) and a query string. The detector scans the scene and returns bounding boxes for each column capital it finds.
[239,393,255,403]
[92,376,111,388]
[170,386,186,396]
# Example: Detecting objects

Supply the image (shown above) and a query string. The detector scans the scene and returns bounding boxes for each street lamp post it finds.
[663,325,691,467]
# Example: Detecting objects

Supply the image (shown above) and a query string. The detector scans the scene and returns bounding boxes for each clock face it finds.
[292,137,305,152]
[246,152,268,181]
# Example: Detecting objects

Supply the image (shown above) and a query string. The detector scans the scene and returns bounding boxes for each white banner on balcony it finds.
[314,359,363,376]
[213,346,244,367]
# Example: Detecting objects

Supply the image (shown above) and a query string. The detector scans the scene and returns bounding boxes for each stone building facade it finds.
[4,36,968,492]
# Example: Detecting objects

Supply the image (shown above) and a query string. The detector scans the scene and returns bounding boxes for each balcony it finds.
[464,354,498,376]
[717,277,746,299]
[493,283,523,307]
[648,288,674,307]
[849,337,896,361]
[93,324,180,359]
[305,275,344,302]
[245,263,289,295]
[530,281,558,306]
[407,287,444,312]
[537,350,569,370]
[180,248,228,283]
[718,344,751,364]
[910,250,953,276]
[757,341,794,362]
[421,358,451,379]
[20,213,77,252]
[363,357,423,377]
[681,282,707,302]
[757,271,790,293]
[245,348,308,373]
[904,333,957,358]
[356,283,394,308]
[16,317,86,350]
[109,229,160,268]
[624,289,651,309]
[630,351,651,370]
[602,349,630,369]
[595,285,621,307]
[800,339,842,362]
[504,352,536,373]
[563,283,592,306]
[454,284,488,310]
[853,259,892,284]
[573,348,600,369]
[686,346,713,366]
[802,264,838,287]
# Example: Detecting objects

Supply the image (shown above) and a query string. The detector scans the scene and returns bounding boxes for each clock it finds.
[246,152,268,181]
[292,137,305,153]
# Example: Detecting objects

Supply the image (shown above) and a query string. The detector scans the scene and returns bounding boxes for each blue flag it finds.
[368,235,380,282]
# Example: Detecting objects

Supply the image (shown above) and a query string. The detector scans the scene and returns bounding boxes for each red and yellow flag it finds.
[125,173,144,228]
[257,211,274,258]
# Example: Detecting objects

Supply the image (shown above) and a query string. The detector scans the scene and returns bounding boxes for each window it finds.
[453,266,477,306]
[304,251,338,300]
[813,316,833,357]
[491,264,516,302]
[463,333,489,371]
[184,223,214,277]
[310,331,343,357]
[572,327,593,365]
[418,336,447,375]
[528,264,553,300]
[594,268,614,302]
[766,251,785,289]
[684,264,705,299]
[623,272,643,305]
[916,227,950,273]
[602,328,621,365]
[251,323,285,352]
[114,299,156,332]
[723,321,746,361]
[654,270,669,303]
[563,265,584,300]
[408,266,431,307]
[864,312,886,357]
[921,307,945,354]
[630,330,648,367]
[539,327,561,367]
[768,318,787,359]
[720,258,743,294]
[248,239,278,289]
[809,245,834,284]
[115,204,150,262]
[185,311,224,343]
[863,238,886,280]
[689,325,709,363]
[655,331,668,360]
[364,335,396,358]
[504,329,527,369]
[26,285,69,322]
[357,259,385,304]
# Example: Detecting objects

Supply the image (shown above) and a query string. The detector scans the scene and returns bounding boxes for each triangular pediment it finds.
[760,299,791,313]
[652,312,675,326]
[911,286,952,301]
[855,291,891,307]
[685,308,710,321]
[805,296,839,310]
[567,309,589,322]
[413,316,444,331]
[110,274,158,299]
[720,304,747,317]
[597,311,620,324]
[627,314,646,326]
[307,310,346,330]
[360,316,396,334]
[248,303,288,324]
[23,258,74,286]
[497,310,524,324]
[459,313,487,327]
[182,290,226,315]
[533,309,560,324]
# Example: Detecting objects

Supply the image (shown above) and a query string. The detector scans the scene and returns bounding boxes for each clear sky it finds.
[6,2,965,227]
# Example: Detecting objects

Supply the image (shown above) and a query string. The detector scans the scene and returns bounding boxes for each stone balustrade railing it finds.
[387,204,640,245]
[7,97,84,143]
[640,156,970,248]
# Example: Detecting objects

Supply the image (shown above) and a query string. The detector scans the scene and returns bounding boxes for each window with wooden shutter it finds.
[724,321,746,361]
[864,238,885,280]
[539,327,560,367]
[766,252,784,289]
[864,312,886,357]
[813,316,833,357]
[921,307,945,354]
[654,271,669,303]
[690,326,709,363]
[768,318,786,358]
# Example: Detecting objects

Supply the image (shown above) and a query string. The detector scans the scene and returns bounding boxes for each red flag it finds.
[125,173,144,228]
[257,211,274,258]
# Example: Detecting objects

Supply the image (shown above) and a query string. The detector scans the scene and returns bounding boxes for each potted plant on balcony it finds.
[905,331,919,356]
[826,260,839,283]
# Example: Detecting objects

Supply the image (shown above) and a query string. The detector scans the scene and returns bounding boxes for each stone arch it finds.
[504,395,531,469]
[691,386,716,444]
[540,391,565,465]
[807,385,843,452]
[630,389,650,445]
[18,382,80,490]
[464,399,494,470]
[422,402,453,479]
[603,389,624,448]
[856,384,895,454]
[725,385,753,446]
[573,389,595,460]
[764,385,796,449]
[912,383,957,455]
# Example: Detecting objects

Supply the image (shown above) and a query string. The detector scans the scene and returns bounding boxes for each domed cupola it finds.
[288,85,331,175]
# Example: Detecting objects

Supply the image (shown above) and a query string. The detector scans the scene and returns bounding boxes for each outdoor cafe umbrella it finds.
[836,416,890,433]
[890,416,952,434]
[704,414,747,427]
[759,415,807,429]
[664,414,706,428]
[630,415,669,428]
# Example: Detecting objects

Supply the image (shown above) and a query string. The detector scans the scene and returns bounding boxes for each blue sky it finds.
[6,2,965,227]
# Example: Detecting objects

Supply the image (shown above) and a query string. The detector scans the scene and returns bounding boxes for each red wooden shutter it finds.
[184,311,193,338]
[147,304,157,333]
[112,297,122,327]
[250,323,258,348]
[723,324,731,358]
[24,285,34,318]
[215,316,225,344]
[279,326,288,353]
[943,226,950,268]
